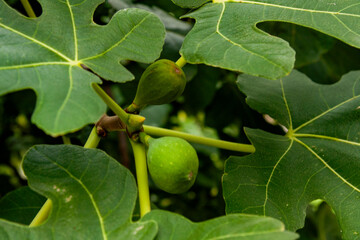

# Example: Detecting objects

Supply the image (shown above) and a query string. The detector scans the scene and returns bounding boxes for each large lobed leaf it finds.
[181,0,360,79]
[0,145,298,239]
[0,0,165,136]
[0,145,157,239]
[223,70,360,239]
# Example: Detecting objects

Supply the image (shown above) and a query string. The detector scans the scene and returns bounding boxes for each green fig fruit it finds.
[146,136,199,194]
[126,59,186,113]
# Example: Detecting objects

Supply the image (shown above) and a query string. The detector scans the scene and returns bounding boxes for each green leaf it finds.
[181,1,360,79]
[0,0,165,136]
[0,187,46,225]
[142,210,298,239]
[223,70,360,239]
[171,0,210,9]
[0,145,157,239]
[108,0,193,62]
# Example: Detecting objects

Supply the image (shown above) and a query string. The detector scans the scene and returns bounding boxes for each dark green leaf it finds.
[142,210,298,240]
[0,0,165,135]
[108,0,192,62]
[223,70,360,239]
[181,1,360,79]
[0,145,157,239]
[0,187,46,225]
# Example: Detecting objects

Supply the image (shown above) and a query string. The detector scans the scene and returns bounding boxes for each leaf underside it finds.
[223,70,360,240]
[181,0,360,79]
[0,0,165,135]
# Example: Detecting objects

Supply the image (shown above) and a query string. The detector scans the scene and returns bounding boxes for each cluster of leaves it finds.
[1,0,360,239]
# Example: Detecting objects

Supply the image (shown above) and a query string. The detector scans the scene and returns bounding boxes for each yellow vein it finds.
[333,14,360,38]
[0,62,71,70]
[339,3,360,14]
[280,78,293,130]
[46,156,107,240]
[293,95,360,133]
[66,0,78,61]
[215,2,286,72]
[0,22,73,62]
[294,138,360,193]
[54,66,74,131]
[263,139,293,215]
[293,133,360,146]
[213,0,360,18]
[80,14,151,61]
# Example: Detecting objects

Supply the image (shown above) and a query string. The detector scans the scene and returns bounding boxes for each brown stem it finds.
[95,114,126,137]
[118,131,131,169]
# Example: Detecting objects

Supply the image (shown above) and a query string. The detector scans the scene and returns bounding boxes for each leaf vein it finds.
[294,138,360,193]
[293,95,360,132]
[263,139,293,215]
[36,150,108,240]
[66,0,78,61]
[216,2,287,72]
[221,1,360,18]
[80,13,152,61]
[0,22,72,62]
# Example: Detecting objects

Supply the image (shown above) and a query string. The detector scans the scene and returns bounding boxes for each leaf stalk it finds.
[20,0,36,18]
[92,84,145,138]
[144,125,255,153]
[129,140,151,217]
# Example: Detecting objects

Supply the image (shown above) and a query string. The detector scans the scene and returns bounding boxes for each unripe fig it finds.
[146,136,198,194]
[126,59,186,113]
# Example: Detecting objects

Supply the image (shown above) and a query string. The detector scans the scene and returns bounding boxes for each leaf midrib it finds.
[0,22,73,63]
[0,7,152,67]
[37,150,108,240]
[66,0,78,61]
[216,0,360,18]
[294,137,360,193]
[263,139,293,217]
[293,94,360,133]
[216,3,287,73]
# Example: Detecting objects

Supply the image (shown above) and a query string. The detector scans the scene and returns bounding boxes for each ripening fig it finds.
[126,59,186,113]
[144,136,199,194]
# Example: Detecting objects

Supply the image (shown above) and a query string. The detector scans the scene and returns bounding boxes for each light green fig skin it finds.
[132,59,186,110]
[146,136,199,194]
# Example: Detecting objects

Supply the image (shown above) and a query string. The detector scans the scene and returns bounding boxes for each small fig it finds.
[126,59,186,113]
[146,136,198,194]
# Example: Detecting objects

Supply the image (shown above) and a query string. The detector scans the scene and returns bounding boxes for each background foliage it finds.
[1,0,360,239]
